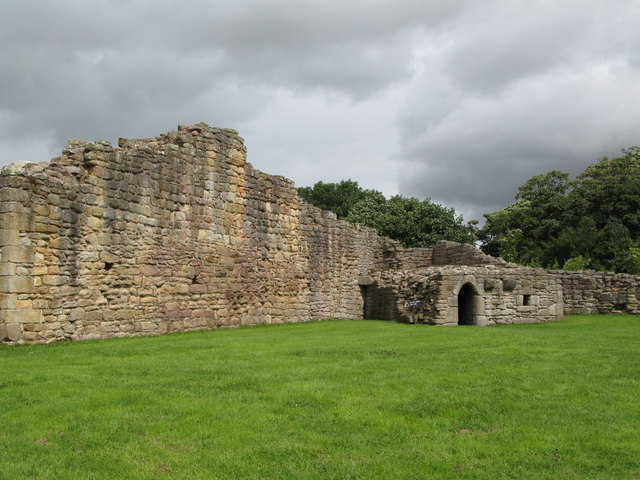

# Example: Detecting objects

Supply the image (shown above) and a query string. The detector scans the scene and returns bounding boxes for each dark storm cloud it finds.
[0,0,460,159]
[1,0,640,222]
[396,0,640,220]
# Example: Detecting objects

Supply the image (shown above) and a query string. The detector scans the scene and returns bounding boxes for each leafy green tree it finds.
[562,256,591,271]
[297,180,381,219]
[298,180,477,248]
[480,147,640,273]
[569,147,640,238]
[479,170,570,263]
[347,195,476,248]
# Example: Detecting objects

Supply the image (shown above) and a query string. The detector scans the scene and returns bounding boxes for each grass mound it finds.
[1,315,639,479]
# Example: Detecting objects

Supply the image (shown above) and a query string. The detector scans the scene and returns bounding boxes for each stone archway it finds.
[457,283,477,325]
[448,276,487,326]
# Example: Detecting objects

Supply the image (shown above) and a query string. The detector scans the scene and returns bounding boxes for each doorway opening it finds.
[458,283,476,325]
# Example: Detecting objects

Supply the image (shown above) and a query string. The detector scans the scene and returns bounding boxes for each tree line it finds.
[297,180,477,248]
[298,147,640,274]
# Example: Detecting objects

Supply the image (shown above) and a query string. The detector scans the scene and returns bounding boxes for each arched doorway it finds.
[458,283,476,325]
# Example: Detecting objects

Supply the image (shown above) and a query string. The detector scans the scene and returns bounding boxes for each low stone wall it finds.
[550,270,640,314]
[432,241,508,266]
[367,265,563,325]
[0,124,394,343]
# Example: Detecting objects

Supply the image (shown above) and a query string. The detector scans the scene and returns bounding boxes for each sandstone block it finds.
[1,246,35,263]
[139,265,158,276]
[357,275,374,286]
[0,263,16,276]
[34,222,59,233]
[85,216,102,229]
[69,308,86,322]
[12,309,43,324]
[0,294,17,309]
[49,237,71,250]
[0,201,28,214]
[0,276,32,293]
[21,331,38,341]
[84,310,104,322]
[2,323,21,341]
[0,229,20,246]
[43,275,68,286]
[99,252,119,264]
[16,266,30,276]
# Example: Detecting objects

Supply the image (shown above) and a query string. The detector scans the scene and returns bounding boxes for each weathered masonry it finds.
[364,244,564,326]
[0,124,638,343]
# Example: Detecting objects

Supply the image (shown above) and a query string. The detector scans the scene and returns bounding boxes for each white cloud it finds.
[242,87,403,196]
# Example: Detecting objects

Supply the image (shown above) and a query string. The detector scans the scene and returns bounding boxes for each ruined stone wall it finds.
[5,124,639,344]
[368,265,563,325]
[550,270,640,315]
[0,124,389,343]
[432,240,508,266]
[393,248,434,270]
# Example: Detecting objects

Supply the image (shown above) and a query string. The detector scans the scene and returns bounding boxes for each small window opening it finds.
[523,294,532,306]
[104,262,114,271]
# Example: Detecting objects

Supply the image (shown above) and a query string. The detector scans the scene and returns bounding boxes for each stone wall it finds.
[393,247,434,270]
[3,123,639,344]
[432,240,508,266]
[550,270,640,314]
[367,265,563,325]
[0,124,392,343]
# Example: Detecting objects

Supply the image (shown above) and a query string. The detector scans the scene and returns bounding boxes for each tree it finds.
[480,147,640,274]
[569,147,640,238]
[297,180,381,219]
[347,195,476,248]
[479,171,571,263]
[298,180,477,248]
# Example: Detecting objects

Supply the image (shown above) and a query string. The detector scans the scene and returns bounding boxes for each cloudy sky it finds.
[2,0,640,221]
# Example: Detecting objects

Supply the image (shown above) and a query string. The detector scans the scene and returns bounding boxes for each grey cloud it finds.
[1,0,453,164]
[393,0,640,220]
[2,0,640,225]
[440,1,590,93]
[398,64,640,219]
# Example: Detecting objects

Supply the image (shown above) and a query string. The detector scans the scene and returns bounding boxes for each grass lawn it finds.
[0,315,639,479]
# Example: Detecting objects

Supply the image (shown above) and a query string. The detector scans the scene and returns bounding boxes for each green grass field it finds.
[1,315,639,479]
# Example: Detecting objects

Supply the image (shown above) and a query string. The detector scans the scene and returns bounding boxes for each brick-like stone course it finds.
[550,270,640,314]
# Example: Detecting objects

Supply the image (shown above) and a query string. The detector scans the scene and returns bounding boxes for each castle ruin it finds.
[1,124,639,344]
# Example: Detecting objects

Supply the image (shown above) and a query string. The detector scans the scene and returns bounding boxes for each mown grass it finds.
[0,315,639,479]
